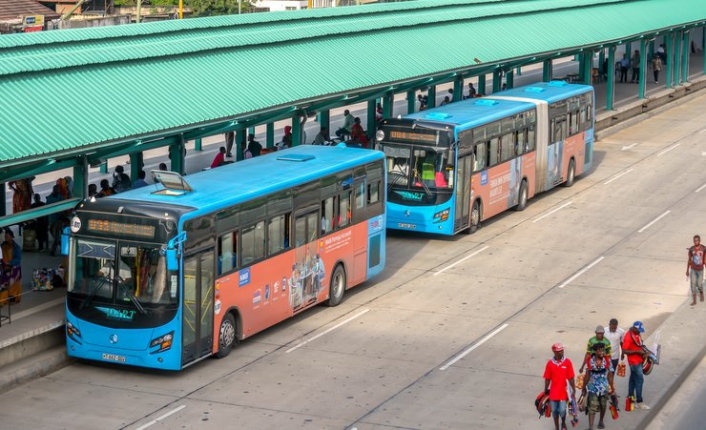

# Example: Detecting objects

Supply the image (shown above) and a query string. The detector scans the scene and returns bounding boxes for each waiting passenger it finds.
[247,135,262,157]
[211,147,227,168]
[313,127,330,145]
[350,117,369,148]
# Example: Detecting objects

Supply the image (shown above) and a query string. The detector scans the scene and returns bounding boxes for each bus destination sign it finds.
[87,219,155,238]
[388,130,437,144]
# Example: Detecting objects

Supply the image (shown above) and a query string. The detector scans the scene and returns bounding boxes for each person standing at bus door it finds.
[651,55,661,84]
[686,234,706,305]
[247,135,262,157]
[335,110,354,141]
[467,82,477,99]
[1,229,22,304]
[30,193,49,252]
[619,55,629,83]
[211,147,227,168]
[630,50,640,83]
[544,343,576,430]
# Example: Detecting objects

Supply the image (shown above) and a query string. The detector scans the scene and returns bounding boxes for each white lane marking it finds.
[604,169,633,185]
[136,405,187,430]
[658,143,681,156]
[558,256,605,289]
[532,201,572,223]
[286,309,370,353]
[699,128,706,134]
[433,246,490,276]
[702,152,706,157]
[621,142,638,151]
[439,323,509,370]
[638,210,671,233]
[696,183,706,193]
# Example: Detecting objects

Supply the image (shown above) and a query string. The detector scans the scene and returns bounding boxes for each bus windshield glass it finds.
[68,238,175,308]
[382,144,454,205]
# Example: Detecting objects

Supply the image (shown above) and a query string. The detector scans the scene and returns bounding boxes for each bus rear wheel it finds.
[470,200,481,233]
[564,159,576,187]
[327,264,346,307]
[515,180,528,211]
[216,313,237,358]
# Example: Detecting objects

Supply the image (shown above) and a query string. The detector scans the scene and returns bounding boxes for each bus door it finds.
[182,250,215,366]
[454,153,473,232]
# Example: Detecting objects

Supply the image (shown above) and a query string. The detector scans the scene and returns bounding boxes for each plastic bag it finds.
[617,361,626,377]
[575,372,585,390]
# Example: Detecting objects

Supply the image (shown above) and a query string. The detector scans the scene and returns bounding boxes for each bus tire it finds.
[327,264,346,307]
[515,180,528,211]
[470,200,481,234]
[216,313,237,358]
[564,159,576,187]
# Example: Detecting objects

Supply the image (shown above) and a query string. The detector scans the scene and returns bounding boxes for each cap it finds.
[592,342,606,351]
[632,321,645,333]
[595,325,605,333]
[551,343,564,352]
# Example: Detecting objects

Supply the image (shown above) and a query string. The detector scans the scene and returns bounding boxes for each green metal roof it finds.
[0,0,705,167]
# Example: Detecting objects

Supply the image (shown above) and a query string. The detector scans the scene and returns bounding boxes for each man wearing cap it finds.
[544,343,577,430]
[604,319,625,375]
[622,321,650,410]
[579,326,612,374]
[582,343,614,430]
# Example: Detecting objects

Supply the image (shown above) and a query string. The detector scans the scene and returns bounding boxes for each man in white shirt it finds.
[604,318,625,374]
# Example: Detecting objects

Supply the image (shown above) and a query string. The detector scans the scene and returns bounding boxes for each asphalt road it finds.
[2,68,706,430]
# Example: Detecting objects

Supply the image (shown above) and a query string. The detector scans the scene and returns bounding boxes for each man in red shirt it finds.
[211,147,227,169]
[686,234,706,305]
[622,321,650,410]
[544,343,576,430]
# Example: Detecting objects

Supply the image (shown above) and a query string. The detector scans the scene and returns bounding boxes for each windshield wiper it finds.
[413,170,433,196]
[116,278,148,315]
[80,276,110,310]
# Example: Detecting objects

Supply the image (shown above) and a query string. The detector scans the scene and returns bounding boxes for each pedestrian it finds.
[1,229,22,304]
[133,170,149,188]
[159,162,168,171]
[8,177,34,214]
[544,343,577,430]
[440,96,451,106]
[651,55,661,84]
[30,193,49,252]
[630,49,640,83]
[501,83,507,91]
[350,117,369,148]
[335,110,354,140]
[278,125,292,150]
[622,321,650,410]
[687,234,706,305]
[88,183,97,197]
[581,343,614,430]
[467,82,477,99]
[313,127,330,145]
[619,54,629,83]
[112,165,132,193]
[247,135,262,157]
[375,103,383,123]
[46,185,65,256]
[96,179,115,198]
[224,131,235,157]
[656,44,666,64]
[579,326,612,374]
[604,318,625,375]
[211,147,227,168]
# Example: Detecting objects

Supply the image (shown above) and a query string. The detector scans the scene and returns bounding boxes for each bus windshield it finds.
[383,144,454,205]
[68,238,175,308]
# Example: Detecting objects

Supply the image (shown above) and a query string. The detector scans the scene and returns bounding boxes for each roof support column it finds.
[73,157,87,202]
[599,49,606,75]
[477,74,486,95]
[682,30,690,83]
[0,185,6,217]
[407,90,416,114]
[318,111,330,133]
[169,135,185,175]
[515,66,522,76]
[427,86,436,109]
[492,70,501,93]
[382,92,394,118]
[543,59,553,82]
[453,77,464,102]
[639,39,647,99]
[666,32,674,89]
[266,123,275,149]
[582,52,592,85]
[506,70,514,89]
[291,116,302,147]
[100,161,108,174]
[606,46,616,111]
[130,152,143,186]
[625,43,631,63]
[236,128,246,159]
[673,31,682,86]
[367,100,376,136]
[703,26,706,74]
[194,138,202,152]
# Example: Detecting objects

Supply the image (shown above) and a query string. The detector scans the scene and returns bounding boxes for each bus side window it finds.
[474,142,487,171]
[516,130,525,156]
[367,182,380,204]
[500,133,514,162]
[339,192,351,227]
[527,127,536,151]
[268,214,288,256]
[241,221,265,266]
[569,112,579,135]
[489,137,500,167]
[218,231,237,275]
[295,215,307,247]
[321,197,335,234]
[355,181,365,210]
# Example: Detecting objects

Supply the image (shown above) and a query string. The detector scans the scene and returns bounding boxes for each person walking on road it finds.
[579,326,612,374]
[622,321,650,410]
[544,343,577,430]
[686,234,705,305]
[604,318,625,375]
[582,343,614,430]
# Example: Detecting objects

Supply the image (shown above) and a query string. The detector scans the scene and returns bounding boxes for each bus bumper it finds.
[386,202,454,235]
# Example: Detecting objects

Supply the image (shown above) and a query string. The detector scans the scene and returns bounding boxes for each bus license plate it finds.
[398,223,416,229]
[102,353,126,363]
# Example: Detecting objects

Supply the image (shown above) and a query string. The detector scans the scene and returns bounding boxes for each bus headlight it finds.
[67,321,82,344]
[433,208,450,222]
[375,130,385,141]
[150,331,174,354]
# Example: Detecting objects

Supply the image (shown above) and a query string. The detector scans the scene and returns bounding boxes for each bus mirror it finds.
[166,248,179,271]
[61,227,70,256]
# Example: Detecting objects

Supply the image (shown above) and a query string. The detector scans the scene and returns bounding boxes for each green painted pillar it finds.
[248,126,255,137]
[583,52,592,85]
[453,77,464,101]
[100,161,108,174]
[682,30,690,83]
[194,138,202,151]
[703,26,706,74]
[383,91,394,117]
[407,90,416,113]
[674,31,681,86]
[291,117,301,147]
[506,70,514,89]
[235,129,246,160]
[427,86,436,108]
[478,74,486,95]
[648,40,655,60]
[599,49,606,70]
[492,70,501,93]
[574,54,580,62]
[639,39,647,99]
[626,43,631,62]
[607,46,615,110]
[130,152,143,185]
[169,136,185,175]
[578,53,586,82]
[73,161,87,201]
[515,66,522,76]
[266,123,275,149]
[666,32,674,88]
[367,99,376,134]
[0,184,6,217]
[319,110,330,131]
[543,59,553,82]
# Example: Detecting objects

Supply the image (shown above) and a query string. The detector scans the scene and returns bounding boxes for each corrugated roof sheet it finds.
[0,0,705,165]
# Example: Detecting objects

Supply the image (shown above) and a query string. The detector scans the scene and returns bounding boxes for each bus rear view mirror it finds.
[61,227,70,256]
[166,248,179,271]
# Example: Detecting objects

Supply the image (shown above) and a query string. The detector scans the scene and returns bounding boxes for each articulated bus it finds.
[376,81,594,235]
[65,145,386,370]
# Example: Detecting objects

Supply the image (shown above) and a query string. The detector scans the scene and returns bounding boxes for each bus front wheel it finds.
[470,200,481,233]
[216,313,237,358]
[564,159,576,187]
[327,264,346,307]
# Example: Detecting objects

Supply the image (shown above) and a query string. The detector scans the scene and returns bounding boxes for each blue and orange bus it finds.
[65,145,386,370]
[376,81,594,235]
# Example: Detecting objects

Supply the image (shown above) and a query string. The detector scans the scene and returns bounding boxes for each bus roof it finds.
[497,81,594,103]
[107,145,383,218]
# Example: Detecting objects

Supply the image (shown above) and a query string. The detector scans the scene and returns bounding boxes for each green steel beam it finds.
[73,160,87,202]
[266,123,275,149]
[0,185,5,217]
[453,77,464,101]
[236,129,246,160]
[607,46,615,110]
[194,138,202,151]
[0,198,81,230]
[492,70,501,93]
[682,30,690,82]
[318,110,330,131]
[666,32,674,88]
[506,70,514,89]
[367,99,376,133]
[703,25,706,74]
[382,92,394,117]
[407,90,416,113]
[169,135,185,175]
[639,39,647,99]
[543,59,552,82]
[88,136,178,165]
[291,116,302,147]
[674,31,681,86]
[478,74,486,95]
[427,86,436,108]
[130,152,143,184]
[0,158,81,184]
